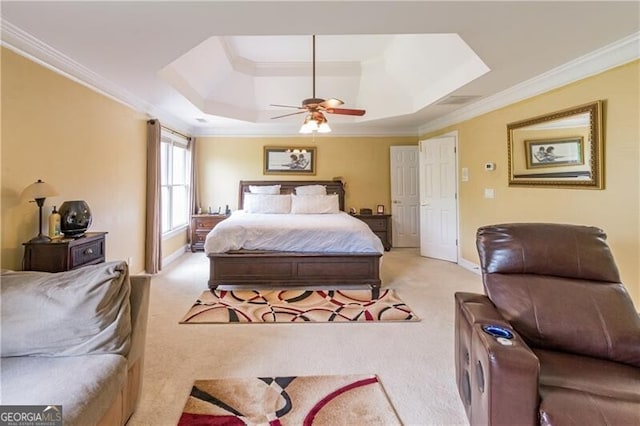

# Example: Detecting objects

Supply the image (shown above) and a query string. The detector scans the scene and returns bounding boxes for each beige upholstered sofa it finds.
[1,261,150,426]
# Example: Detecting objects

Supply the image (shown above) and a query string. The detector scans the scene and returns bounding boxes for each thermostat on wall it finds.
[484,162,496,171]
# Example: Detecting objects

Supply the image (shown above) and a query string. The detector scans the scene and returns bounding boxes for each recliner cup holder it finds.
[482,325,514,339]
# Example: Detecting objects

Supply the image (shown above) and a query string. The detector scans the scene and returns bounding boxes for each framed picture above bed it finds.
[264,146,316,175]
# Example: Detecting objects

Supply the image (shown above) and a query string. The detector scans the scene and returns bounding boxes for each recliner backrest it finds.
[477,223,619,282]
[477,223,640,368]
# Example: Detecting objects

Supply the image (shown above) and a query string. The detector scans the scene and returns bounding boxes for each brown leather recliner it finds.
[455,223,640,426]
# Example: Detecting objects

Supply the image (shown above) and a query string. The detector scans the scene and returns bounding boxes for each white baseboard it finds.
[163,244,189,267]
[458,258,481,275]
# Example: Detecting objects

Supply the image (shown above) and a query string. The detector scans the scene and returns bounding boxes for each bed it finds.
[205,180,383,289]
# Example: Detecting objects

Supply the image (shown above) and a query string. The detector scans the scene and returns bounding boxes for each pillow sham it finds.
[249,184,281,194]
[244,193,291,214]
[295,185,327,196]
[291,194,340,214]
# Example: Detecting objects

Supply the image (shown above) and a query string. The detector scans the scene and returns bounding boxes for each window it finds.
[161,131,190,234]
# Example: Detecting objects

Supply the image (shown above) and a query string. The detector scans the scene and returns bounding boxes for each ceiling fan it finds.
[270,35,366,133]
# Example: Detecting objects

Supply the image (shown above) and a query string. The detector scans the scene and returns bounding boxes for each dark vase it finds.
[59,200,92,237]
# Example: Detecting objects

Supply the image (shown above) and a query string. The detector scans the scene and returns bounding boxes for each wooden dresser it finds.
[22,232,107,272]
[354,214,392,251]
[190,214,229,252]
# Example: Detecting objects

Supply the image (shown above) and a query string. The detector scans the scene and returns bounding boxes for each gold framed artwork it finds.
[263,146,316,175]
[507,100,604,189]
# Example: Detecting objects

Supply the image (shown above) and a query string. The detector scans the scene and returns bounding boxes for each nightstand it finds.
[190,214,229,252]
[22,232,107,272]
[354,214,392,251]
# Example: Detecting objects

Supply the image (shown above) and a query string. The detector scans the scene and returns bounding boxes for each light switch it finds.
[461,167,469,182]
[484,188,495,199]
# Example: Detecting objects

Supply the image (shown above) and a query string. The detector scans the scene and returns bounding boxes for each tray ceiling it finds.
[1,1,638,136]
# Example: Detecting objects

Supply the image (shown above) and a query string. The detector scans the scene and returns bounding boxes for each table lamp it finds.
[21,179,59,243]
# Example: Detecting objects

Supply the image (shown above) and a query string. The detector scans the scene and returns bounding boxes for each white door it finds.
[390,146,420,247]
[419,135,458,262]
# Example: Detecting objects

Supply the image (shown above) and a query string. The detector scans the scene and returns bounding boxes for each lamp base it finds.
[28,234,51,243]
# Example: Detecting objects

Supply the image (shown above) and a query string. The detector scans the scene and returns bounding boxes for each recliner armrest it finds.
[455,292,540,426]
[470,322,540,426]
[455,292,511,328]
[455,292,511,415]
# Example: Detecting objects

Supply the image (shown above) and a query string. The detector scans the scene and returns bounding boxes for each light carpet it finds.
[127,249,485,425]
[180,288,419,323]
[178,374,401,425]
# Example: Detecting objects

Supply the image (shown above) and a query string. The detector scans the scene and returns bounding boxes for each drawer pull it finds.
[85,248,94,255]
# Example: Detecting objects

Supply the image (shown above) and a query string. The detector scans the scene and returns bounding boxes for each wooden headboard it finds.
[238,180,346,211]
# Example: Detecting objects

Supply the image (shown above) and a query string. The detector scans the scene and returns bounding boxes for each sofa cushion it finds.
[536,349,640,426]
[539,386,640,426]
[1,261,131,357]
[484,273,640,367]
[0,354,127,426]
[535,348,640,402]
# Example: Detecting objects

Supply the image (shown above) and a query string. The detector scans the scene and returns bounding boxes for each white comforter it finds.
[204,211,384,254]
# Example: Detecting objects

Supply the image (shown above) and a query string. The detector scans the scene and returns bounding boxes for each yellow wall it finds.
[163,231,188,259]
[4,45,637,306]
[197,136,418,213]
[422,61,640,304]
[1,48,148,273]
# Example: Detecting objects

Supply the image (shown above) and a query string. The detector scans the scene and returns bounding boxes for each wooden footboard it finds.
[208,251,382,289]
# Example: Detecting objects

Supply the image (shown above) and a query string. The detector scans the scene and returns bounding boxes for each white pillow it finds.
[291,194,340,214]
[295,185,327,196]
[244,193,291,214]
[249,184,281,194]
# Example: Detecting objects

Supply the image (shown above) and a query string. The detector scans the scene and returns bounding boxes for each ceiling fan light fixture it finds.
[318,122,331,133]
[299,111,331,134]
[307,115,319,131]
[299,114,316,133]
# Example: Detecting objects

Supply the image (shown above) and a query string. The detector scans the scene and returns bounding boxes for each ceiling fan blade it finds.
[270,104,305,109]
[320,98,344,108]
[271,110,307,119]
[325,107,366,116]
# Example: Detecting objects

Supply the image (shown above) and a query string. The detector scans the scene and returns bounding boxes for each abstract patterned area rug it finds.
[178,374,402,425]
[179,289,419,323]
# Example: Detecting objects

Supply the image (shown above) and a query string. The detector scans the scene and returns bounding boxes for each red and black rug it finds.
[178,374,401,425]
[180,289,419,323]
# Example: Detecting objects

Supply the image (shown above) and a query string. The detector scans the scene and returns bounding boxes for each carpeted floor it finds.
[128,248,484,425]
[178,374,401,425]
[180,288,420,323]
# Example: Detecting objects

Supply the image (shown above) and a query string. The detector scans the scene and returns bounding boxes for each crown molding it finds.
[1,21,144,111]
[3,18,636,139]
[419,32,640,135]
[1,19,194,135]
